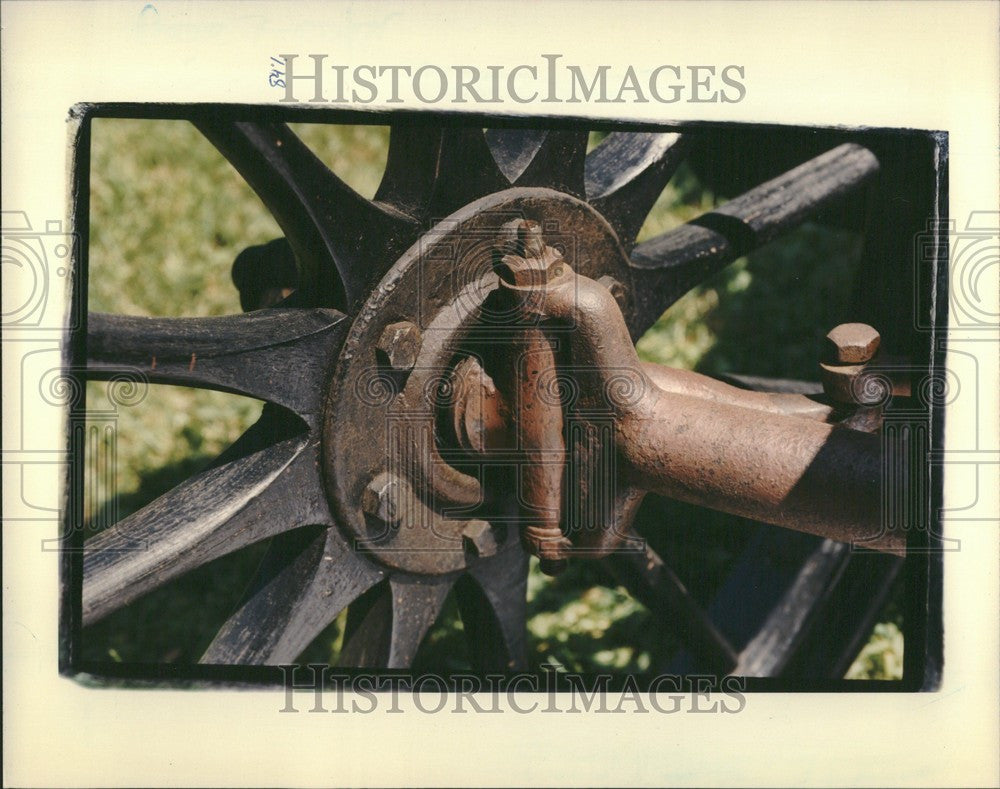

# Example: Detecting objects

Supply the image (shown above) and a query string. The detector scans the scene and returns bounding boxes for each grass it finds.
[83,118,902,679]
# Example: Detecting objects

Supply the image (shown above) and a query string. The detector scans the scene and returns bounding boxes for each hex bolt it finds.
[597,275,628,313]
[492,219,567,287]
[823,323,880,365]
[820,323,882,405]
[499,218,546,258]
[361,473,404,525]
[461,519,499,558]
[376,321,421,372]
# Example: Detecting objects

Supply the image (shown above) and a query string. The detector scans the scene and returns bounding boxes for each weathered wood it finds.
[195,121,418,309]
[603,540,738,675]
[459,544,530,671]
[487,129,589,197]
[87,308,346,419]
[338,575,455,668]
[82,416,331,626]
[200,526,384,665]
[427,128,510,218]
[586,132,691,251]
[374,125,448,222]
[628,143,879,337]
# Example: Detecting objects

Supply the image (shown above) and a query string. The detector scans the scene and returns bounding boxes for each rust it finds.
[376,321,421,372]
[475,258,903,558]
[824,322,880,364]
[493,220,572,573]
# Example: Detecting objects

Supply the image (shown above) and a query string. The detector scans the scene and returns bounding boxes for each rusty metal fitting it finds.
[461,520,499,558]
[361,472,405,525]
[518,269,902,556]
[376,321,421,372]
[449,357,507,454]
[824,323,880,364]
[489,219,572,575]
[492,219,567,289]
[820,323,884,406]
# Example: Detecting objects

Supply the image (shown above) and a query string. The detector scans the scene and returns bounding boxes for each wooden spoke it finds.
[194,120,418,309]
[628,143,879,337]
[458,545,530,671]
[427,129,510,218]
[338,575,455,668]
[603,540,737,675]
[82,417,331,626]
[374,125,448,222]
[586,132,691,251]
[200,526,384,665]
[87,309,347,420]
[734,539,852,677]
[487,129,589,197]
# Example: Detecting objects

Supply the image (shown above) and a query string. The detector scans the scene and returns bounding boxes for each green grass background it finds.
[83,119,901,678]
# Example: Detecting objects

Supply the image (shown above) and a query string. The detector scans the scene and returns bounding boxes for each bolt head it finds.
[498,218,546,258]
[361,474,403,525]
[461,519,498,557]
[376,321,421,371]
[824,323,880,364]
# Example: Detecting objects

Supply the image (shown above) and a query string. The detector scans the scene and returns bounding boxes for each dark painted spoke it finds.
[734,539,852,677]
[338,575,455,668]
[200,526,384,665]
[194,120,418,308]
[458,545,530,671]
[427,129,510,218]
[586,132,691,251]
[628,143,879,337]
[86,309,346,420]
[374,125,446,221]
[487,129,589,197]
[82,418,332,626]
[604,541,738,675]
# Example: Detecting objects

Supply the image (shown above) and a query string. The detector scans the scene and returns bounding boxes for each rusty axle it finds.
[465,241,903,564]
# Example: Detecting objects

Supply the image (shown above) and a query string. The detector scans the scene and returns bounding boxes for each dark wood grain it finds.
[604,541,738,675]
[82,417,331,626]
[487,129,589,197]
[459,544,529,671]
[586,132,691,251]
[194,121,418,310]
[628,143,879,337]
[338,575,455,668]
[200,526,384,665]
[87,308,346,420]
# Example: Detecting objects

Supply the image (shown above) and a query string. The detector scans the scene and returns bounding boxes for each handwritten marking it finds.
[269,56,286,89]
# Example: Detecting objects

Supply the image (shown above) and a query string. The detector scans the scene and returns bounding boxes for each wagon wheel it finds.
[82,119,902,676]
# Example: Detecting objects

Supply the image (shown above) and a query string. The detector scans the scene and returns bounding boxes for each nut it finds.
[824,323,880,365]
[461,519,499,557]
[361,473,404,525]
[498,218,546,258]
[376,321,421,372]
[493,219,566,287]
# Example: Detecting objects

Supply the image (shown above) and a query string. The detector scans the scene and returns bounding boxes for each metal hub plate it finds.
[322,187,633,574]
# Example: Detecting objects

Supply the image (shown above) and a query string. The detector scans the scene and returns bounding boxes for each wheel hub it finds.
[321,187,633,574]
